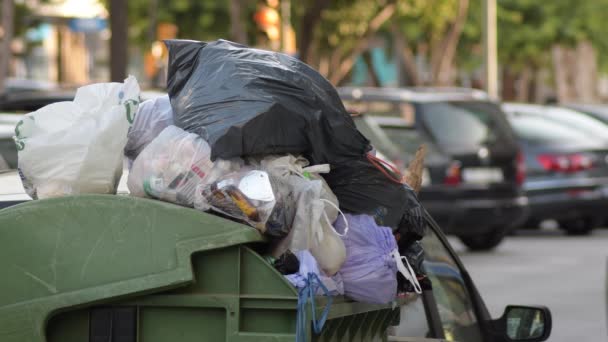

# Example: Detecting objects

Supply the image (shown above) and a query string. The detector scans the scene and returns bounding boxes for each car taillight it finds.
[443,161,462,185]
[537,153,594,173]
[516,151,526,186]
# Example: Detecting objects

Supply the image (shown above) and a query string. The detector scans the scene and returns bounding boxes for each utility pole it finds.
[0,0,15,93]
[110,0,128,82]
[483,0,498,98]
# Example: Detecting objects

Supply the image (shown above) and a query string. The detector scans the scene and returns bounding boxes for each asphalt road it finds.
[449,228,608,342]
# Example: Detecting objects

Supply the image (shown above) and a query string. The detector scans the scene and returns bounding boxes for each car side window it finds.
[421,226,484,342]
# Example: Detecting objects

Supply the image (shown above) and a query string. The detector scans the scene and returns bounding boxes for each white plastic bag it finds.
[124,95,173,165]
[14,76,140,199]
[128,125,235,207]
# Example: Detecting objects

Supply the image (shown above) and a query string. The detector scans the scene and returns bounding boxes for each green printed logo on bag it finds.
[124,99,139,124]
[13,119,27,151]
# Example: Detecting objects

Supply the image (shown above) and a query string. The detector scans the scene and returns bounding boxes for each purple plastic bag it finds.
[334,214,398,304]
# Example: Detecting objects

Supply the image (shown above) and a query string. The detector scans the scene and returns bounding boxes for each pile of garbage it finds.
[13,40,428,307]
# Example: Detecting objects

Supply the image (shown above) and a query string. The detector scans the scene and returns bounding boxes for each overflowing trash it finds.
[13,40,429,319]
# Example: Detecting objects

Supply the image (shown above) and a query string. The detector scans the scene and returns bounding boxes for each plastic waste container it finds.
[0,195,402,342]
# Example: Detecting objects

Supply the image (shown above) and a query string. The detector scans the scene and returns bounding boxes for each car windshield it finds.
[508,113,594,145]
[418,101,505,149]
[507,106,608,140]
[381,126,441,156]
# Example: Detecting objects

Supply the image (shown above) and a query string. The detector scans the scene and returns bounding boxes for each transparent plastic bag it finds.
[124,95,173,165]
[195,169,277,232]
[14,76,140,199]
[128,125,235,206]
[256,155,346,275]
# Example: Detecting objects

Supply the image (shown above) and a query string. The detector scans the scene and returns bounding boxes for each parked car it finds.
[502,103,608,234]
[0,89,75,112]
[340,87,528,251]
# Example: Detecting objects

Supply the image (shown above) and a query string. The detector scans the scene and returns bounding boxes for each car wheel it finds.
[459,227,507,251]
[558,217,596,236]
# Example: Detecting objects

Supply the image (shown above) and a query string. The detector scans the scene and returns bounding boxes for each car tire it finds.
[459,227,506,251]
[558,217,596,236]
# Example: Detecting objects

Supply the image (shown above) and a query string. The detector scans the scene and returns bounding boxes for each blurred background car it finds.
[0,89,75,112]
[502,103,608,235]
[340,87,528,251]
[563,103,608,125]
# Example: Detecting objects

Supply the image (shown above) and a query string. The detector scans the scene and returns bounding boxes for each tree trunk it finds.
[0,0,15,93]
[110,0,128,82]
[147,0,158,43]
[229,0,247,45]
[362,50,381,86]
[390,23,420,86]
[515,67,532,102]
[298,0,331,64]
[431,0,469,86]
[328,2,397,85]
[574,40,597,102]
[552,45,576,103]
[501,67,516,101]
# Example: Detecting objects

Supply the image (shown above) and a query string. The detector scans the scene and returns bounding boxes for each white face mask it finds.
[237,170,275,202]
[391,249,423,294]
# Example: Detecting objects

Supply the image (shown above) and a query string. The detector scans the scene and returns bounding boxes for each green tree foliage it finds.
[126,0,231,45]
[458,0,608,71]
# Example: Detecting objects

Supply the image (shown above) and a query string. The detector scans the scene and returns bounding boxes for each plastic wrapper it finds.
[195,169,279,233]
[324,155,426,244]
[128,125,236,207]
[124,95,173,164]
[165,39,370,164]
[334,214,399,304]
[14,76,140,199]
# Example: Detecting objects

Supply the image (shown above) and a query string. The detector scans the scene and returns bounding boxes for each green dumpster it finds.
[0,195,402,342]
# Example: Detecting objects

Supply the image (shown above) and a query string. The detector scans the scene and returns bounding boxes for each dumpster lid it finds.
[0,194,264,340]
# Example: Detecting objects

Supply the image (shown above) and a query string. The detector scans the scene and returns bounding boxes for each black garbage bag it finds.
[164,39,370,164]
[323,155,426,240]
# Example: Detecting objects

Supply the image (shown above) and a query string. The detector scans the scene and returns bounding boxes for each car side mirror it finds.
[497,305,552,341]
